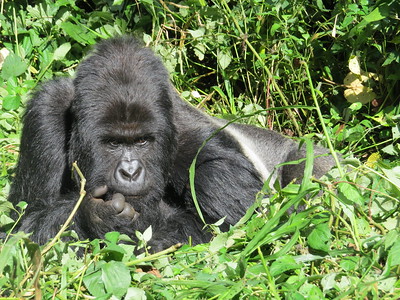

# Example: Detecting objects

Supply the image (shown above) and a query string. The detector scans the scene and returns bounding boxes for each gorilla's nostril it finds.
[131,166,142,181]
[119,168,132,180]
[117,160,144,182]
[120,166,142,181]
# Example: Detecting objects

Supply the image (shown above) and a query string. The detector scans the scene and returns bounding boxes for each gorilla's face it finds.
[97,101,164,197]
[71,88,176,204]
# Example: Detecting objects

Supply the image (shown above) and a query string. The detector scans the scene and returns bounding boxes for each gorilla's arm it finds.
[7,79,79,243]
[148,200,212,252]
[176,144,263,226]
[11,79,75,201]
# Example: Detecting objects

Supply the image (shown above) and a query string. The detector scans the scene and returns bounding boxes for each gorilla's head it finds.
[69,37,177,204]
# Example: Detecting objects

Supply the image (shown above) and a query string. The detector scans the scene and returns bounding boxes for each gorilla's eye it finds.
[108,140,121,148]
[135,137,148,146]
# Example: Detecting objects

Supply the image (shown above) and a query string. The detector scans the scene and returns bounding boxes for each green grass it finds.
[1,0,400,298]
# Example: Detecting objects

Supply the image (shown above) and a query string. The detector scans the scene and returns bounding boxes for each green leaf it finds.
[349,4,390,37]
[270,23,281,36]
[321,272,337,292]
[142,225,153,243]
[299,139,317,193]
[209,232,228,253]
[337,182,364,205]
[241,190,311,257]
[340,256,359,271]
[299,283,324,299]
[0,214,14,227]
[380,166,400,191]
[83,263,107,297]
[102,261,131,297]
[188,28,205,38]
[101,243,126,261]
[105,231,120,244]
[270,255,301,276]
[53,42,71,60]
[217,51,232,70]
[363,5,389,23]
[382,52,400,67]
[2,94,21,110]
[387,240,400,267]
[316,0,328,11]
[193,42,206,61]
[307,223,331,252]
[0,233,28,274]
[60,22,96,45]
[125,287,147,300]
[349,102,363,112]
[379,277,397,293]
[112,0,124,5]
[1,53,27,79]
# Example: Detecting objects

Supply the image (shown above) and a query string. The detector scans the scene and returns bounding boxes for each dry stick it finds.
[41,162,86,255]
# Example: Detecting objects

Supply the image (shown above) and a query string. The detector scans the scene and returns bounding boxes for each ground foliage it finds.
[0,0,400,298]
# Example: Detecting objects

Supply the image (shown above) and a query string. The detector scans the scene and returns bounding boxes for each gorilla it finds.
[8,36,334,251]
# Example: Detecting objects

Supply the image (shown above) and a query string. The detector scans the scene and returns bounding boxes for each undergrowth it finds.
[0,0,399,298]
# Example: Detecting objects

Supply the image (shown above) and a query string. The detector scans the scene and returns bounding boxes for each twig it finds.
[125,243,182,267]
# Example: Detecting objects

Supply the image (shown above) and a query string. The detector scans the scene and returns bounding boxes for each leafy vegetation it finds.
[1,0,400,298]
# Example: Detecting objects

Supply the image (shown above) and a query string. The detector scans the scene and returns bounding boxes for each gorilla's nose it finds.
[115,160,144,183]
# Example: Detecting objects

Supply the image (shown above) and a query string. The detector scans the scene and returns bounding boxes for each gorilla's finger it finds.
[92,185,108,198]
[119,202,139,220]
[89,197,104,205]
[107,193,126,213]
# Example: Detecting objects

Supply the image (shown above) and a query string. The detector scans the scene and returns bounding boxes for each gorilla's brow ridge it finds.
[102,101,153,123]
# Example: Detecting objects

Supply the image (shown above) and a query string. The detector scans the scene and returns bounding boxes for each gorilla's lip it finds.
[125,194,144,199]
[116,192,148,200]
[104,188,146,201]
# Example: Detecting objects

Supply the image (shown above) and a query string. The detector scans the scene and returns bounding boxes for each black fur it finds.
[8,37,334,251]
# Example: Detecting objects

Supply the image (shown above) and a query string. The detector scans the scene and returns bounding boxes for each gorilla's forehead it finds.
[101,101,154,124]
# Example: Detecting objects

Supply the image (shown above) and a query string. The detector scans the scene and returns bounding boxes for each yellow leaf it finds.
[29,65,39,74]
[344,72,362,87]
[365,71,380,81]
[343,58,380,104]
[365,152,381,168]
[348,55,361,75]
[344,85,376,104]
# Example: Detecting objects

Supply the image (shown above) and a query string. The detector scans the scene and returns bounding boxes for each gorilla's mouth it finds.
[108,173,150,198]
[105,189,145,200]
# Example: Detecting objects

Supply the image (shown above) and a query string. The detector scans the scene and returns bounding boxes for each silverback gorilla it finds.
[8,37,334,251]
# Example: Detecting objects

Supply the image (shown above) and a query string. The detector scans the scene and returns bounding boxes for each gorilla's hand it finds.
[82,185,139,235]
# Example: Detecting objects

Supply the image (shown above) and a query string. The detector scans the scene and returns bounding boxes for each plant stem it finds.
[303,63,345,178]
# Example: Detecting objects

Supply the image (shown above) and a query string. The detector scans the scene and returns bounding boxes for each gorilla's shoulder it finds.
[26,77,74,114]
